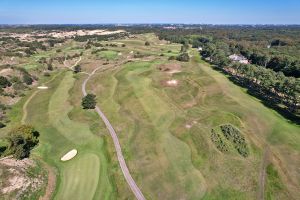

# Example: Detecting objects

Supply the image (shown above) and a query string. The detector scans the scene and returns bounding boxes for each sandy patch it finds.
[0,68,13,75]
[61,149,77,161]
[185,124,192,129]
[37,86,48,90]
[0,158,45,196]
[185,121,197,129]
[166,80,178,87]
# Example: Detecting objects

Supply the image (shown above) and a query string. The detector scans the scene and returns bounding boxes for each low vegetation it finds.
[220,124,249,157]
[0,158,47,199]
[210,129,229,153]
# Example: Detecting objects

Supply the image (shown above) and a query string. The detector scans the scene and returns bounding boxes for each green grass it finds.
[88,41,300,199]
[2,33,299,199]
[97,50,118,60]
[89,61,207,199]
[24,71,116,200]
[265,164,289,200]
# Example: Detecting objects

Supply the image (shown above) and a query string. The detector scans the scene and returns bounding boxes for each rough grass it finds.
[89,61,207,199]
[265,164,289,200]
[88,37,300,199]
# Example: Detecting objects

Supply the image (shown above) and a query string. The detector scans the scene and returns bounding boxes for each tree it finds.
[82,94,96,109]
[23,74,33,85]
[0,122,5,128]
[212,50,230,67]
[145,41,150,46]
[180,44,189,53]
[7,125,39,159]
[74,65,82,73]
[176,53,190,62]
[47,63,53,71]
[0,76,11,88]
[201,43,216,58]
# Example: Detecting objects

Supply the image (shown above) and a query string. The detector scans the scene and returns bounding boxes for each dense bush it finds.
[47,63,53,71]
[0,76,11,88]
[7,125,39,159]
[220,124,249,157]
[23,74,33,85]
[176,53,190,62]
[211,129,229,153]
[74,65,82,73]
[0,122,5,128]
[82,94,96,109]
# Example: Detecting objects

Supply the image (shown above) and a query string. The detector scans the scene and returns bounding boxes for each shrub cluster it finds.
[210,129,229,153]
[220,124,249,157]
[5,125,40,159]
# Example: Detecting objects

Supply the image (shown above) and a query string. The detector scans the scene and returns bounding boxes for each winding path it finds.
[82,67,146,200]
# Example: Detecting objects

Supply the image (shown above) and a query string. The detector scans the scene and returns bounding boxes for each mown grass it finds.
[24,71,117,200]
[97,50,118,60]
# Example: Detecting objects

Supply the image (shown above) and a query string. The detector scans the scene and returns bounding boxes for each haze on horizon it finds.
[0,0,299,25]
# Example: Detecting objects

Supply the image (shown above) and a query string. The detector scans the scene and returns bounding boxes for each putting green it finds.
[56,153,100,200]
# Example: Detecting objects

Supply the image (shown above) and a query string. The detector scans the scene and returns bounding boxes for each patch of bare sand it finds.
[165,79,179,87]
[37,86,49,90]
[0,158,46,197]
[60,149,77,161]
[0,68,13,75]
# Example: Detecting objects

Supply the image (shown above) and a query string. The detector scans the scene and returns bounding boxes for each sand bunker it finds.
[166,80,178,86]
[37,86,48,90]
[60,149,77,161]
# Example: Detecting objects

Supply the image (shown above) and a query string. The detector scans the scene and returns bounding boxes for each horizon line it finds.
[1,23,300,26]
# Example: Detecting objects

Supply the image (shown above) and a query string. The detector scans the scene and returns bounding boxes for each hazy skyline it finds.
[0,0,299,24]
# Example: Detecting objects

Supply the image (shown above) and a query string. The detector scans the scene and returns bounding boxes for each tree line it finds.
[154,27,300,117]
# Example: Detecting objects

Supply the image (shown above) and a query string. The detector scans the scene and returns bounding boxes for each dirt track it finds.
[82,66,146,200]
[258,147,270,200]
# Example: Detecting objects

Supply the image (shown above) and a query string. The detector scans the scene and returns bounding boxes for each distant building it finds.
[163,26,177,30]
[229,54,249,64]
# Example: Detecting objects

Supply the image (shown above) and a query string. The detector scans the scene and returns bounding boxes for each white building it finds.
[229,54,249,64]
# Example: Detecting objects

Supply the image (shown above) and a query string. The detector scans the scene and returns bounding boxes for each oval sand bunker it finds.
[61,149,77,161]
[37,86,49,90]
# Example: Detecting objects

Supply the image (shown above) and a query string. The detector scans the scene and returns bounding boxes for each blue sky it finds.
[0,0,299,24]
